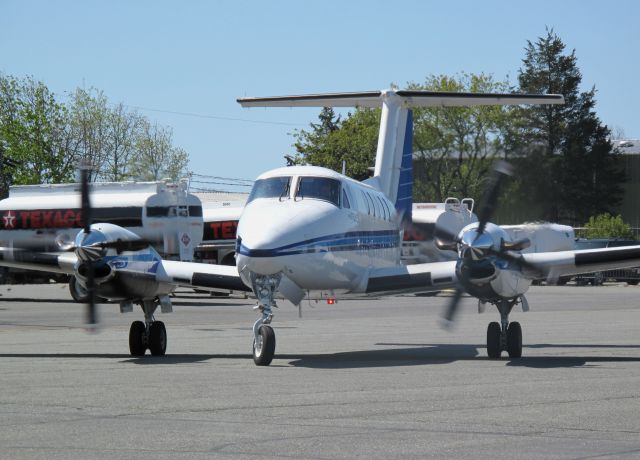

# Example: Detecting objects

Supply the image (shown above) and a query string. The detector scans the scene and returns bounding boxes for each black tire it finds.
[593,272,605,286]
[627,280,640,286]
[148,321,167,356]
[253,325,276,366]
[129,321,146,356]
[69,276,89,303]
[506,321,523,358]
[486,322,502,359]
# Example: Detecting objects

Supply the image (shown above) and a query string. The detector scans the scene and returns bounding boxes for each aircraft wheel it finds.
[253,325,276,366]
[506,321,522,358]
[129,321,146,356]
[149,321,167,356]
[486,322,502,359]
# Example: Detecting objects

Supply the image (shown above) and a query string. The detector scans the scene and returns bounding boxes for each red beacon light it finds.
[327,297,336,305]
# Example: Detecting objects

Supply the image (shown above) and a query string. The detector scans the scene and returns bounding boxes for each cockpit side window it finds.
[342,189,351,209]
[247,176,291,204]
[296,177,341,207]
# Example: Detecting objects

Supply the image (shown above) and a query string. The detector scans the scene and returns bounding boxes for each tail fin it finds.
[238,89,563,215]
[395,110,413,224]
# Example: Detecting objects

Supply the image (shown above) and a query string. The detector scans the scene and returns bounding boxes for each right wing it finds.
[156,259,251,292]
[0,247,76,274]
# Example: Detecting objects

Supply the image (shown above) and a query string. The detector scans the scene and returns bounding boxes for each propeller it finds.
[79,162,98,328]
[475,160,513,238]
[437,160,540,328]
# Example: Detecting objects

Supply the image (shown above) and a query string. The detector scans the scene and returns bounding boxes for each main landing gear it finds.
[485,298,523,359]
[128,299,167,356]
[251,274,280,366]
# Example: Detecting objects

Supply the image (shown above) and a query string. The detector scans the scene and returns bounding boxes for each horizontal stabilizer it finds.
[237,90,564,108]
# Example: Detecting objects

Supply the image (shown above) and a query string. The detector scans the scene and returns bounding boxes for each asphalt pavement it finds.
[1,282,640,459]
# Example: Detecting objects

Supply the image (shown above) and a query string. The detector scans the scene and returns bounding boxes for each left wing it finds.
[365,260,458,294]
[522,245,640,279]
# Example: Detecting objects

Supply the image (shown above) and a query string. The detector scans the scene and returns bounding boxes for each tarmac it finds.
[1,282,640,459]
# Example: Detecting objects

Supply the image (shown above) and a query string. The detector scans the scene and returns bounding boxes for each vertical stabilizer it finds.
[364,91,410,204]
[237,90,564,210]
[395,110,413,224]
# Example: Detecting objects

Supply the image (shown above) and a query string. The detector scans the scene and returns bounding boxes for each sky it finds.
[2,0,639,190]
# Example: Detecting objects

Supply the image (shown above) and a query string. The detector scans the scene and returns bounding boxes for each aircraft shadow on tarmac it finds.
[0,297,76,304]
[1,343,640,368]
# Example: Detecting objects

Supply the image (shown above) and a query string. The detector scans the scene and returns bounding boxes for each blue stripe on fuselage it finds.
[238,230,400,258]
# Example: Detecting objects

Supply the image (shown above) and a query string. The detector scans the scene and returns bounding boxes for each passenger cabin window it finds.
[377,196,388,220]
[296,177,341,207]
[361,191,370,214]
[247,176,291,203]
[366,193,376,217]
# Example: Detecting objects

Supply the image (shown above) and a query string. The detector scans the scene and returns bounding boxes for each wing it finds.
[521,245,640,279]
[365,260,457,294]
[156,259,251,292]
[0,247,76,274]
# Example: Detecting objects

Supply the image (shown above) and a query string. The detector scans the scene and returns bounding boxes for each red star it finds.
[2,211,16,229]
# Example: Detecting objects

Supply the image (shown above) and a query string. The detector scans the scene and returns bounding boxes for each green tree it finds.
[129,120,190,181]
[582,213,633,239]
[410,73,513,202]
[293,107,380,180]
[67,87,110,181]
[0,74,75,188]
[511,29,624,224]
[101,103,144,182]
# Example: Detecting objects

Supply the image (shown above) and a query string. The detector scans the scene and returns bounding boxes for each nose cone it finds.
[236,200,341,276]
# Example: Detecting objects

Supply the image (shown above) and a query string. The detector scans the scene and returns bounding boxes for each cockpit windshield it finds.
[296,177,341,207]
[247,176,291,204]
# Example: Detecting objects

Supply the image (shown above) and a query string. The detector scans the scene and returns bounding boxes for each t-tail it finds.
[237,89,564,223]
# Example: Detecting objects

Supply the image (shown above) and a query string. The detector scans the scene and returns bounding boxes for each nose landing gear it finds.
[250,274,281,366]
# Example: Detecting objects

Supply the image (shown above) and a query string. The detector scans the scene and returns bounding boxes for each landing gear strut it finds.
[128,299,167,356]
[251,274,280,366]
[486,298,522,359]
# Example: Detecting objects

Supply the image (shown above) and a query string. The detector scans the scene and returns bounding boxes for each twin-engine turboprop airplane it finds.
[232,90,640,364]
[2,89,640,366]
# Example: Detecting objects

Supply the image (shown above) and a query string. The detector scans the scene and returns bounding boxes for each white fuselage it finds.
[235,166,400,293]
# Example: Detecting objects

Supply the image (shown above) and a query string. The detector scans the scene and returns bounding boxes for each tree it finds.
[101,103,143,182]
[410,73,513,202]
[511,29,624,224]
[0,74,192,188]
[292,73,514,197]
[129,120,189,181]
[67,87,110,181]
[0,74,75,188]
[581,213,633,239]
[293,107,381,181]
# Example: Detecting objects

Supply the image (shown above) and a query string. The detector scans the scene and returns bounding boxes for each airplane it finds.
[2,89,640,367]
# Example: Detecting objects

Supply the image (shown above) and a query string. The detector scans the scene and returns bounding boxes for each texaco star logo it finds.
[2,211,16,229]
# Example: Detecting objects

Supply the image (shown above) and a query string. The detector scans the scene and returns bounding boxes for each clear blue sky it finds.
[2,0,639,186]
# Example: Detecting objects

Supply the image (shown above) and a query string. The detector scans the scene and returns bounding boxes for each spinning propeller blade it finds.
[441,287,464,328]
[475,160,513,238]
[439,160,540,327]
[79,163,97,328]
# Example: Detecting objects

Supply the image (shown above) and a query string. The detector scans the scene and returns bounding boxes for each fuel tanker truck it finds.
[0,181,203,299]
